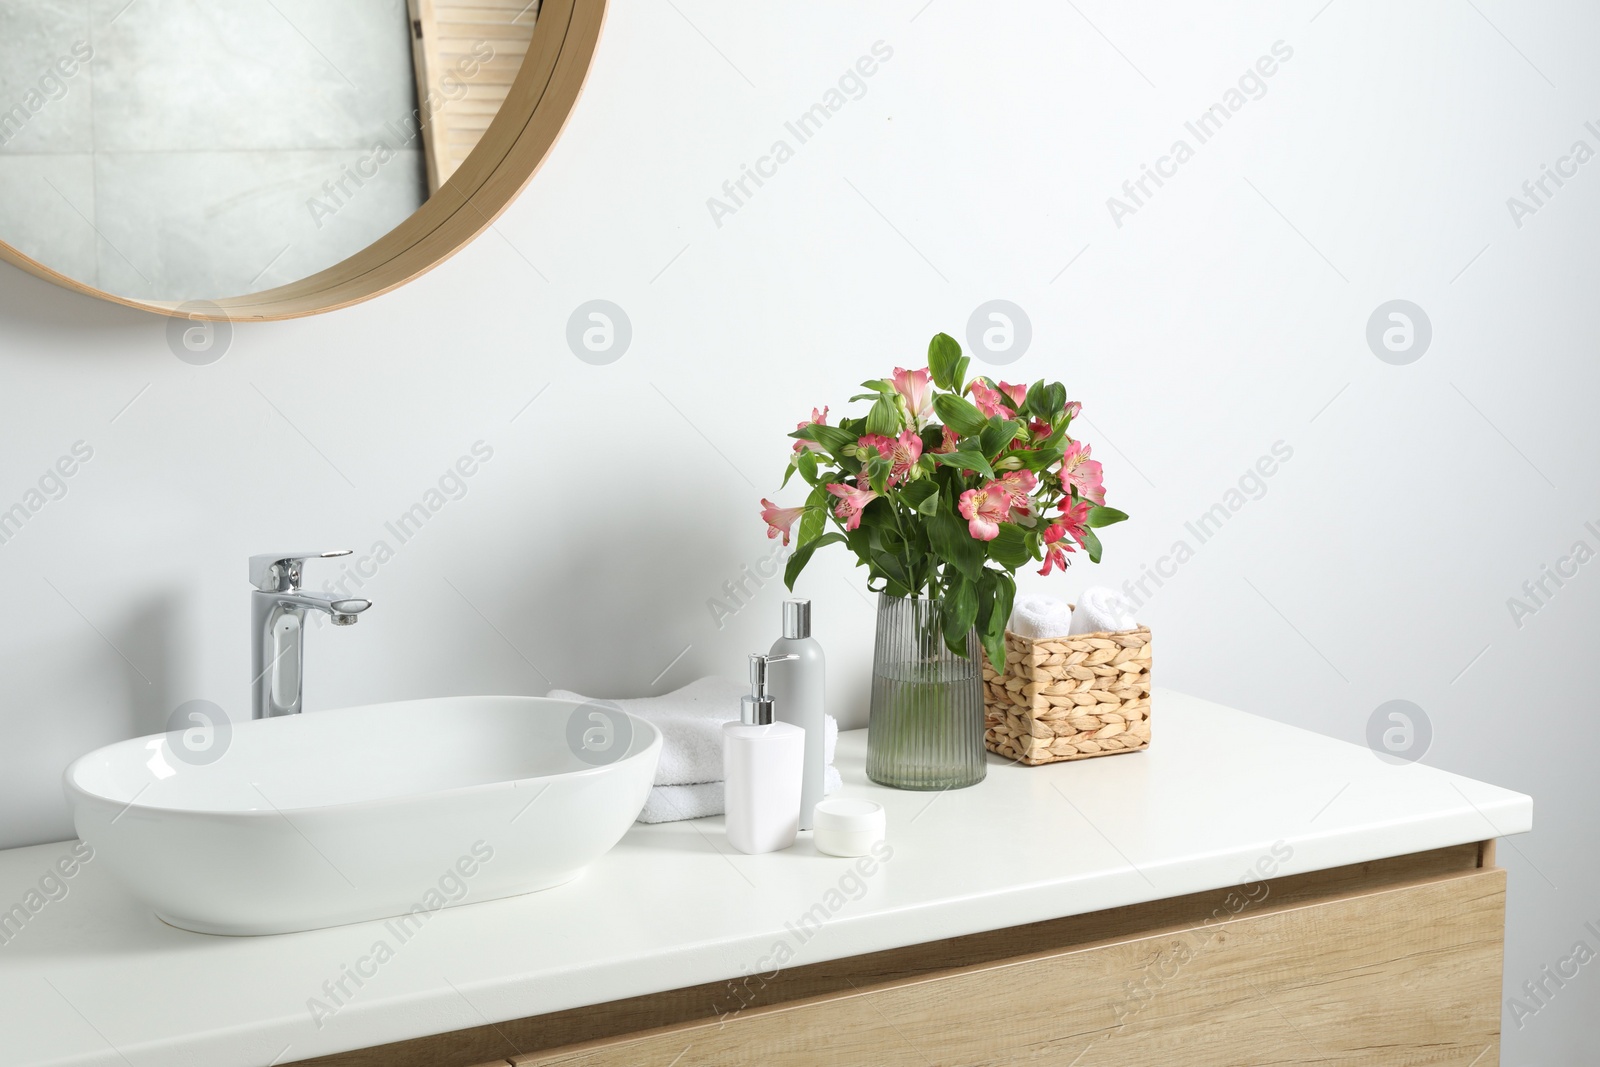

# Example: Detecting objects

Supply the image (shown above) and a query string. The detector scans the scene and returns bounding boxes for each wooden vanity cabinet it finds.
[293,841,1504,1067]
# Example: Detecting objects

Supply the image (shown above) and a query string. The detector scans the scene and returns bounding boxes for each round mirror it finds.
[0,0,602,320]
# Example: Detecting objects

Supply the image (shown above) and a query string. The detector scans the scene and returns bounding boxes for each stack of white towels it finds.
[547,676,841,824]
[1008,586,1139,640]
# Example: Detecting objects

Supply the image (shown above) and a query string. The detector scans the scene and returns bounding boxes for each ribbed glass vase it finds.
[866,592,987,790]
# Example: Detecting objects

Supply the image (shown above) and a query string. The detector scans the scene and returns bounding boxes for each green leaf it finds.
[975,581,1000,673]
[916,487,940,516]
[1023,381,1052,422]
[796,483,831,547]
[981,571,1015,673]
[1024,447,1062,470]
[857,495,895,530]
[995,570,1016,619]
[844,525,873,562]
[898,478,938,510]
[882,576,915,599]
[865,454,892,495]
[987,522,1030,569]
[933,393,988,437]
[784,532,844,590]
[928,507,985,582]
[966,572,992,620]
[975,569,996,647]
[865,397,900,437]
[1045,383,1067,417]
[859,379,894,395]
[871,550,911,591]
[928,333,962,391]
[790,423,857,459]
[941,574,978,656]
[1086,506,1129,528]
[931,450,995,480]
[798,448,820,484]
[1077,525,1104,564]
[980,419,1022,461]
[1014,446,1063,473]
[981,626,1006,676]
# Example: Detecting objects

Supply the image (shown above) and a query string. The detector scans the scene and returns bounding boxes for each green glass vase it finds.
[866,592,988,790]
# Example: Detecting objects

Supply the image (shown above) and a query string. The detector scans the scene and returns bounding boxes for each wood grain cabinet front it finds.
[289,844,1504,1067]
[515,868,1504,1066]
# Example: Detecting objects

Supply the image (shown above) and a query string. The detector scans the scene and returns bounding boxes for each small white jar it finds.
[812,798,886,857]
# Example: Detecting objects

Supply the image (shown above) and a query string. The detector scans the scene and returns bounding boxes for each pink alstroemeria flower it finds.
[892,367,934,429]
[857,431,923,487]
[759,499,807,547]
[967,379,1008,419]
[1064,400,1082,420]
[1060,440,1106,506]
[957,482,1012,541]
[826,483,879,531]
[793,406,830,454]
[1058,498,1092,549]
[998,381,1027,409]
[996,470,1037,520]
[1038,522,1077,576]
[931,425,960,454]
[889,429,923,484]
[855,433,895,463]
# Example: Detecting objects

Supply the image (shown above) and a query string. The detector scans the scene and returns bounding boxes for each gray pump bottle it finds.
[768,599,826,831]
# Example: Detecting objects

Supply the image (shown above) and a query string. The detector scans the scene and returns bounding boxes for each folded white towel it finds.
[1069,585,1140,636]
[547,676,742,786]
[548,676,840,823]
[639,766,844,825]
[1009,592,1075,639]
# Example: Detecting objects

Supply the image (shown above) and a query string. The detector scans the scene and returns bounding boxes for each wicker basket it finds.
[982,617,1152,765]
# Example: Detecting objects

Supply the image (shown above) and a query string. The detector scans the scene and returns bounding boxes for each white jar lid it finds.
[812,798,886,856]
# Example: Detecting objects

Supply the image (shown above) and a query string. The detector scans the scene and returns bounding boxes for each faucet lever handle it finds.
[250,550,352,591]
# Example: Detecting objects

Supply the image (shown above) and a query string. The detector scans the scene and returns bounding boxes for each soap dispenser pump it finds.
[723,652,805,855]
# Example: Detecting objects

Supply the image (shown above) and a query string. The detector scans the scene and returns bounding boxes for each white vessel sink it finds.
[63,696,660,935]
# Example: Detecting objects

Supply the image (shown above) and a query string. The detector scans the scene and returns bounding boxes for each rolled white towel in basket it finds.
[1008,593,1075,639]
[1068,586,1140,636]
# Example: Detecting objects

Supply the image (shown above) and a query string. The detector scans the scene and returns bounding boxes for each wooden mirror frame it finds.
[0,0,605,322]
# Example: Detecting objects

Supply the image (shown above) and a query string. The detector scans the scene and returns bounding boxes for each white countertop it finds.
[0,689,1532,1067]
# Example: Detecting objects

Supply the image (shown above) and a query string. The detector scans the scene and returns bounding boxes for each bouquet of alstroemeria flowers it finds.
[759,332,1127,673]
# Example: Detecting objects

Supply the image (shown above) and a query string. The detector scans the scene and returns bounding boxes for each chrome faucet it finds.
[250,551,371,719]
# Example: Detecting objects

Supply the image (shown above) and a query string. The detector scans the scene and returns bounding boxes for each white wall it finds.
[0,0,1593,1057]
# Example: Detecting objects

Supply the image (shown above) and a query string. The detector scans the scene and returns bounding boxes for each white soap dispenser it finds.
[769,599,826,830]
[723,652,805,855]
